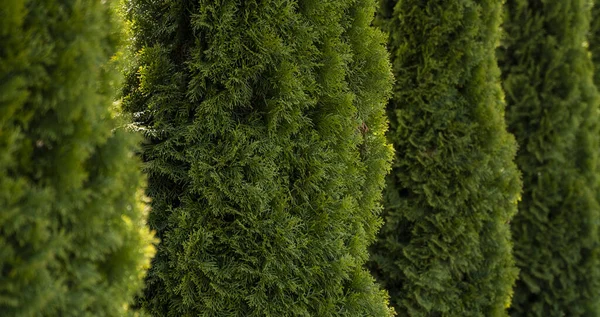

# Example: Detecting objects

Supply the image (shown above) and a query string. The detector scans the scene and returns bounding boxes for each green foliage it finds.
[592,1,600,86]
[369,1,521,316]
[498,0,600,316]
[0,1,155,316]
[122,0,394,316]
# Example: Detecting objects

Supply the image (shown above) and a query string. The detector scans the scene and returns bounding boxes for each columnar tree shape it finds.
[369,1,522,316]
[498,1,600,316]
[122,0,394,316]
[0,1,155,316]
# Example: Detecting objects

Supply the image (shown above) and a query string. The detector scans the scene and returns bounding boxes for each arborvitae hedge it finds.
[0,1,154,316]
[369,1,521,315]
[498,0,600,315]
[592,2,600,86]
[122,0,394,316]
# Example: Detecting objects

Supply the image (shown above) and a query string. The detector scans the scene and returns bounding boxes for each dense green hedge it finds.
[591,2,600,86]
[369,1,521,315]
[0,1,154,316]
[122,0,394,316]
[498,0,600,315]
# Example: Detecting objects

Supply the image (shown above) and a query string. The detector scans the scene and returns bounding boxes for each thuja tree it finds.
[369,1,522,316]
[0,1,155,316]
[122,0,394,316]
[592,2,600,85]
[498,0,600,316]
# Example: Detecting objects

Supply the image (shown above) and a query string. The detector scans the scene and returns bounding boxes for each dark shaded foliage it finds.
[370,1,521,315]
[498,0,600,315]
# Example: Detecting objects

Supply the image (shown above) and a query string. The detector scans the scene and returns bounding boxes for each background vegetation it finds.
[498,0,600,315]
[369,1,521,316]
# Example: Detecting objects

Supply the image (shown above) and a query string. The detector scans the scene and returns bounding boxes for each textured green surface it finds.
[122,0,394,316]
[498,0,600,316]
[0,1,155,316]
[370,1,521,316]
[592,1,600,86]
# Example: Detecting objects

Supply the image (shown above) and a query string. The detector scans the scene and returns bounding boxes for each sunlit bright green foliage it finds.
[0,1,155,316]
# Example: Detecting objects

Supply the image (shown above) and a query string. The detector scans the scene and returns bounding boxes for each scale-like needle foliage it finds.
[498,0,600,315]
[0,1,155,316]
[122,0,394,316]
[369,1,521,316]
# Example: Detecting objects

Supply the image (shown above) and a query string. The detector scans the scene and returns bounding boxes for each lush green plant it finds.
[0,1,155,316]
[498,0,600,315]
[369,1,522,316]
[591,1,600,86]
[122,0,394,316]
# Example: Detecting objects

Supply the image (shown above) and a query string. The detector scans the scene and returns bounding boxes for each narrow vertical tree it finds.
[0,1,155,316]
[122,0,394,316]
[498,0,600,315]
[369,1,522,315]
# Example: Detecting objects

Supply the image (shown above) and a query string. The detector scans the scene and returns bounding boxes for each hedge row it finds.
[3,1,600,316]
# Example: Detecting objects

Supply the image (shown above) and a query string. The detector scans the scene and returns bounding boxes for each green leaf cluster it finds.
[0,1,155,316]
[369,1,522,316]
[498,0,600,316]
[122,0,394,316]
[591,1,600,86]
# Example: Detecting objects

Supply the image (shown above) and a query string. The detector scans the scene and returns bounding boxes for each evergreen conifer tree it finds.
[122,0,394,316]
[369,1,522,315]
[0,1,155,316]
[591,2,600,85]
[498,0,600,315]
